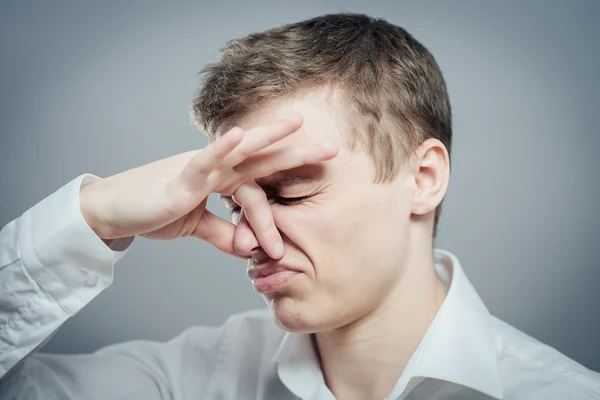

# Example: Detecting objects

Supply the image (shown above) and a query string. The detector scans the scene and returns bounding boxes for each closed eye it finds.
[271,195,309,206]
[222,195,309,216]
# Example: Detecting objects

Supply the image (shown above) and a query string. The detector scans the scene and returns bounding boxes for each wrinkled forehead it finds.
[221,89,349,146]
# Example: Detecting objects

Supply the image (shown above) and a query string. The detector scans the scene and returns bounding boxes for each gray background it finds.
[1,0,599,371]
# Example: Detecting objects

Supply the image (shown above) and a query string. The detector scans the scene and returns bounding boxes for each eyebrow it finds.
[259,173,318,191]
[259,164,326,190]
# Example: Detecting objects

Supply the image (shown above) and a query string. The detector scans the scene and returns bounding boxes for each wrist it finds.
[79,183,111,244]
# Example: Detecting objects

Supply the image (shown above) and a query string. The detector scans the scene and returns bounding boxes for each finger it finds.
[192,208,246,259]
[179,127,244,192]
[233,213,261,257]
[224,114,303,167]
[236,142,338,179]
[232,181,284,259]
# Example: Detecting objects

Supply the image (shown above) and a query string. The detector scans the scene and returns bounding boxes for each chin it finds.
[267,295,323,334]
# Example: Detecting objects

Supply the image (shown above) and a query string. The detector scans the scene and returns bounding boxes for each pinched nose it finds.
[233,213,267,261]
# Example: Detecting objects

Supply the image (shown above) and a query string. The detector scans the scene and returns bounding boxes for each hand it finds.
[79,115,338,259]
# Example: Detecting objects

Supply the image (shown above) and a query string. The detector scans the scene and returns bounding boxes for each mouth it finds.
[247,263,304,294]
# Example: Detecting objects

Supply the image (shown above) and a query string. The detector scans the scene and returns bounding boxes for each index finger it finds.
[224,114,304,168]
[179,126,244,193]
[232,181,283,260]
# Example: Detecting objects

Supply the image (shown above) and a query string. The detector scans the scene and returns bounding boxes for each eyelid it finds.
[271,195,310,205]
[225,194,311,215]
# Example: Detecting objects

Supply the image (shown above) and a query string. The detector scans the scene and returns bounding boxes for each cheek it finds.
[274,203,328,240]
[314,194,408,274]
[272,193,407,272]
[279,199,361,268]
[272,202,339,256]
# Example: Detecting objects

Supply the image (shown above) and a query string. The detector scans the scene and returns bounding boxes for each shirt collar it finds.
[273,330,326,399]
[272,249,503,400]
[406,249,503,399]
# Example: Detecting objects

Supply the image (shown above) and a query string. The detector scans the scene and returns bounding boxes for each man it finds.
[0,12,598,400]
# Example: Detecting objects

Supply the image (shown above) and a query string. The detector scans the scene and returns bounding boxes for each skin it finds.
[80,115,338,258]
[229,89,451,399]
[82,88,451,399]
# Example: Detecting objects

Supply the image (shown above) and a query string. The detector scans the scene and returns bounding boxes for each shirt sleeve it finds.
[0,175,232,400]
[0,175,133,390]
[0,323,227,400]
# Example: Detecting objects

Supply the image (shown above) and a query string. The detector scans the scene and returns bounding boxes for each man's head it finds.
[192,13,452,332]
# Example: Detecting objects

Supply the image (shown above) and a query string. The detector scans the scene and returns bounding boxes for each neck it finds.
[315,247,446,400]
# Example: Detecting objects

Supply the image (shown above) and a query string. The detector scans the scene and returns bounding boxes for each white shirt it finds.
[0,175,599,400]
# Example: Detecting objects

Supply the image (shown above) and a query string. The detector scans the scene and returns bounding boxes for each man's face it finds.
[230,91,416,333]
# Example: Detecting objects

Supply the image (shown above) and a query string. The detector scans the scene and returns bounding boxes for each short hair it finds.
[192,13,452,237]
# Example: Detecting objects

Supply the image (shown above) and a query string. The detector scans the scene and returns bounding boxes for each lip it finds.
[247,263,303,279]
[247,263,304,294]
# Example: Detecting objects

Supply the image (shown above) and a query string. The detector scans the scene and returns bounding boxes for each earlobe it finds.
[411,139,450,216]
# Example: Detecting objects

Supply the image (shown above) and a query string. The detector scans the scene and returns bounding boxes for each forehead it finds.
[226,90,377,193]
[236,90,346,146]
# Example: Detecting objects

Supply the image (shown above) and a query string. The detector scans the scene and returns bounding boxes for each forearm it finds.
[0,175,133,379]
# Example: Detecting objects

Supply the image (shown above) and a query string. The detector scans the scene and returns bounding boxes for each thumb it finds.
[192,209,247,259]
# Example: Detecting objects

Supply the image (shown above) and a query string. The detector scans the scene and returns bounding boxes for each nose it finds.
[233,212,264,259]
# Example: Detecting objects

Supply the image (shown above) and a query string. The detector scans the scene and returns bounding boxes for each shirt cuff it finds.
[19,174,134,315]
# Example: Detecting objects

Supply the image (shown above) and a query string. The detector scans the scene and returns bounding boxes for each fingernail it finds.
[273,241,284,258]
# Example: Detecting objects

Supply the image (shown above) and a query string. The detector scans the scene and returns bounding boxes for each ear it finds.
[411,138,450,216]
